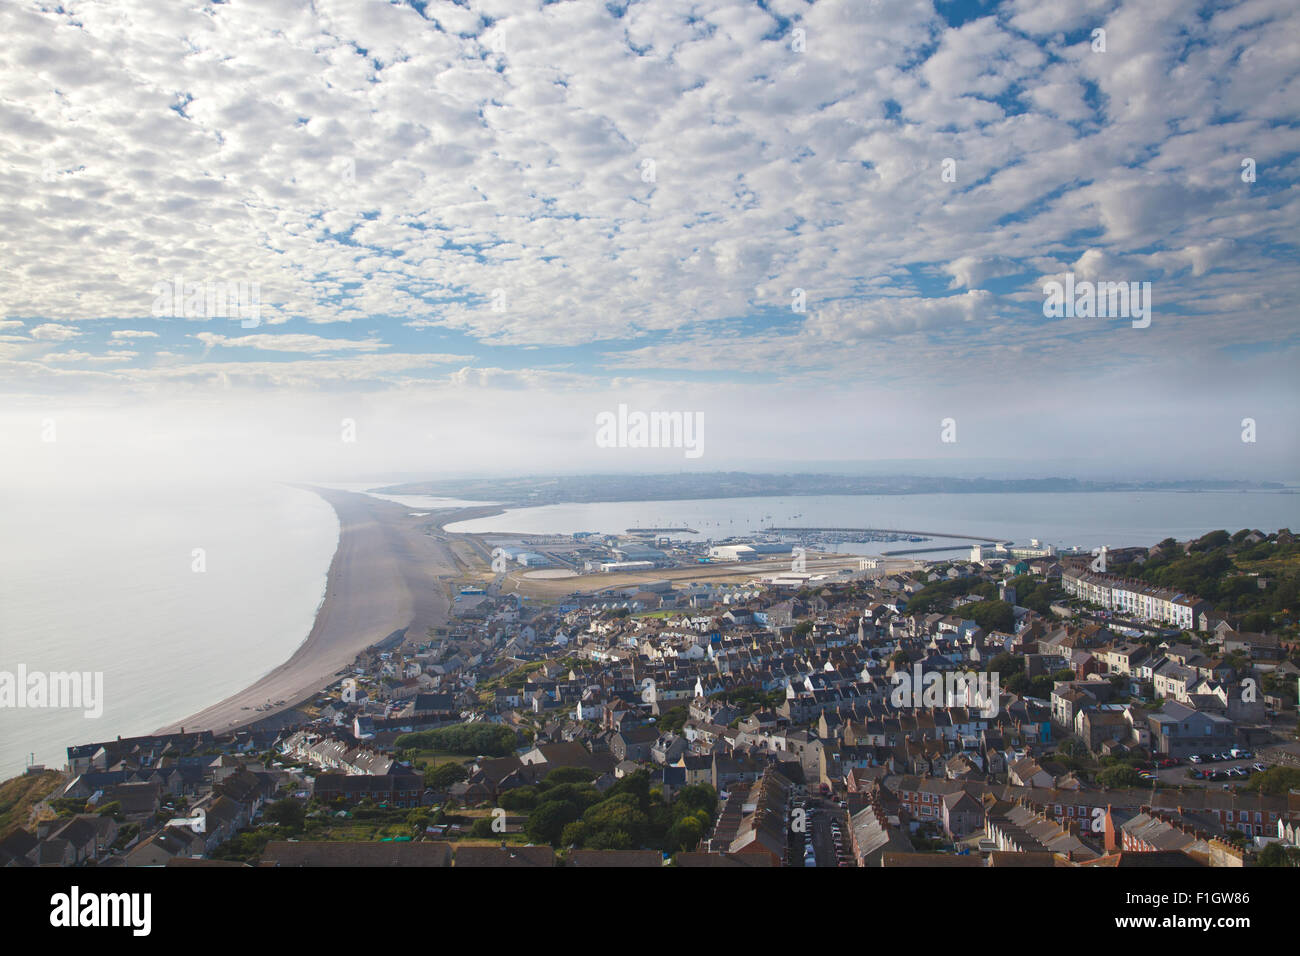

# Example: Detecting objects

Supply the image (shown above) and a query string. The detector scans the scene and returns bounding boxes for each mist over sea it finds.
[0,483,337,779]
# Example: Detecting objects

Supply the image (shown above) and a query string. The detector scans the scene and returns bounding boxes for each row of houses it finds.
[1061,568,1207,629]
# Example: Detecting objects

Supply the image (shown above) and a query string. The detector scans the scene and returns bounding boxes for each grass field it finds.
[409,750,472,770]
[0,770,64,835]
[1234,552,1300,574]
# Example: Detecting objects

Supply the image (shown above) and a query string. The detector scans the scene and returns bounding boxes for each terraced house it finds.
[1061,569,1208,629]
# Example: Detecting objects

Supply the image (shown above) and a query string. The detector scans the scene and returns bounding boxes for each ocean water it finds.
[0,483,338,779]
[444,490,1300,555]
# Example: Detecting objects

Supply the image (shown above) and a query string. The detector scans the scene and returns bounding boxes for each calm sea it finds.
[445,490,1300,554]
[0,483,337,779]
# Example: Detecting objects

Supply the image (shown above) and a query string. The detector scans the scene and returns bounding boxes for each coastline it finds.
[156,486,459,735]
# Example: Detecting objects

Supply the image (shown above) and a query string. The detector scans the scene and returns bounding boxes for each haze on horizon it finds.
[2,0,1298,492]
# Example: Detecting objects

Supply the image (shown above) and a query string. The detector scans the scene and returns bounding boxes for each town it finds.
[4,526,1299,869]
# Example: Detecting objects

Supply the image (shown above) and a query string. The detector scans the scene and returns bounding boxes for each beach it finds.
[157,487,461,735]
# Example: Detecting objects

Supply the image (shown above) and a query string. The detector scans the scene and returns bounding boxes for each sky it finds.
[1,0,1298,487]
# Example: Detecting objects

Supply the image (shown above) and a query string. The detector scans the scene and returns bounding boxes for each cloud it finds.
[193,332,397,354]
[109,329,158,339]
[0,0,1296,478]
[30,323,81,342]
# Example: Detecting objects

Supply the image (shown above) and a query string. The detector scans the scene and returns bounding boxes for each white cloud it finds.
[0,0,1296,478]
[194,332,397,353]
[30,323,81,342]
[109,329,158,339]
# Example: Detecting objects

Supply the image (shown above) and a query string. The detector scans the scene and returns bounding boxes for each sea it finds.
[445,490,1300,556]
[0,483,338,780]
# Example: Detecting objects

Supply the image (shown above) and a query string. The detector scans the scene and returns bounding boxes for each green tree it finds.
[499,787,539,812]
[963,599,1015,632]
[1097,766,1144,789]
[527,799,584,845]
[1257,843,1300,867]
[424,761,469,789]
[674,784,718,818]
[666,814,704,853]
[264,797,305,833]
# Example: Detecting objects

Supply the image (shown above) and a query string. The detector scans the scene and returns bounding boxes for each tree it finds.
[674,784,718,818]
[1097,766,1143,789]
[499,787,539,812]
[1257,843,1300,867]
[394,723,518,757]
[1244,766,1300,796]
[963,599,1015,633]
[543,766,598,787]
[1191,530,1230,552]
[265,797,305,833]
[1058,737,1089,759]
[526,799,584,845]
[424,761,469,789]
[988,653,1025,677]
[666,815,704,853]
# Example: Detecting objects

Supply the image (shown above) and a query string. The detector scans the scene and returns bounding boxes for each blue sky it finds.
[1,0,1298,482]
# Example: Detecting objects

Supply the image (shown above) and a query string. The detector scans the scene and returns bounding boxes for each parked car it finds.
[1252,762,1268,773]
[1230,748,1253,759]
[1189,754,1203,764]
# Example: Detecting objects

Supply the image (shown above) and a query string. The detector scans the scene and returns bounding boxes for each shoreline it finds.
[156,486,458,736]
